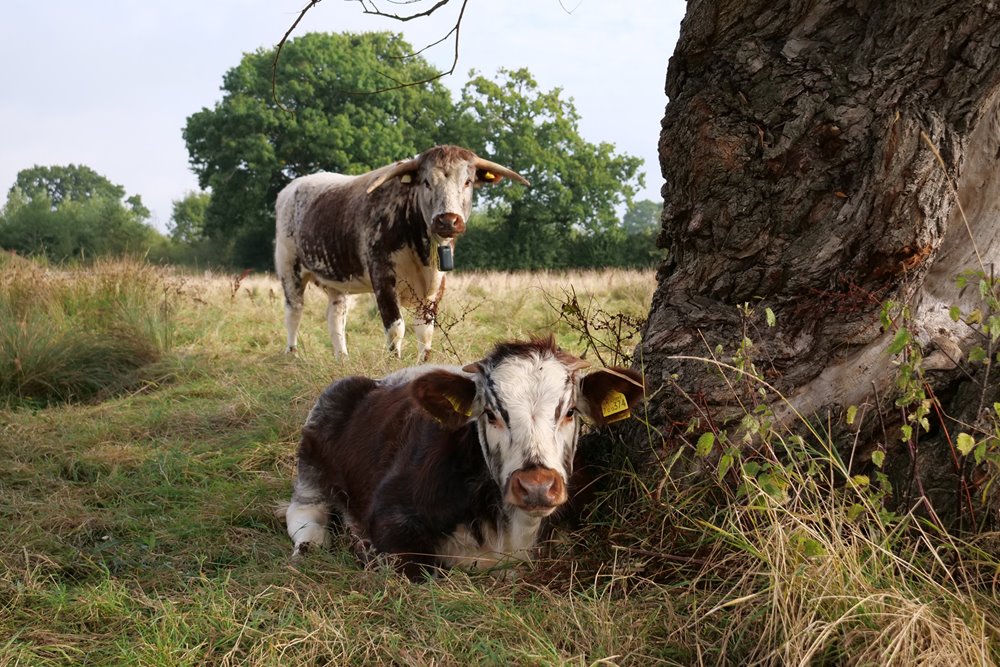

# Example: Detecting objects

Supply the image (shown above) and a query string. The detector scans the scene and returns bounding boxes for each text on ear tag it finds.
[601,391,629,418]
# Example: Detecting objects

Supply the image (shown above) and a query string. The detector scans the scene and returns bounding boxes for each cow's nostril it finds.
[510,470,561,507]
[434,213,463,227]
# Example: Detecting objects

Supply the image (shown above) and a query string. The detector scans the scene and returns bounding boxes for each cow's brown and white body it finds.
[274,145,529,361]
[284,338,644,579]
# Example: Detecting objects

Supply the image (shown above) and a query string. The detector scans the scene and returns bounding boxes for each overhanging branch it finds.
[271,0,468,106]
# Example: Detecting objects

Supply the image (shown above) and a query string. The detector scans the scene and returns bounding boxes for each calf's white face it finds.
[476,353,579,516]
[411,341,645,519]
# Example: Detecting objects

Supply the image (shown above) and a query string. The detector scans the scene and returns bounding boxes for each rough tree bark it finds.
[639,0,1000,524]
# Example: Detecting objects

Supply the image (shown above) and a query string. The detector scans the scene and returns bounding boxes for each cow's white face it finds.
[414,156,477,241]
[365,146,529,255]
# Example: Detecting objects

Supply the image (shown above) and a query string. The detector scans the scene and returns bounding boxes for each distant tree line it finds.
[0,32,662,270]
[0,165,160,262]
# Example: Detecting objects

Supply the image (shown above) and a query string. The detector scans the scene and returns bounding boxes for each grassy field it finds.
[2,257,998,665]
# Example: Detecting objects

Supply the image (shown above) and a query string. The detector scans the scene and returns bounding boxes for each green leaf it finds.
[956,432,976,456]
[795,535,826,558]
[765,307,776,327]
[846,405,858,425]
[900,424,913,442]
[990,316,1000,343]
[967,309,983,325]
[851,474,870,488]
[871,450,885,467]
[718,453,734,480]
[949,306,962,322]
[695,432,715,457]
[887,327,911,355]
[969,346,987,364]
[975,442,987,465]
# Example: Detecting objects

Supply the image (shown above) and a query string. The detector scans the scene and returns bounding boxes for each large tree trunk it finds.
[639,0,1000,524]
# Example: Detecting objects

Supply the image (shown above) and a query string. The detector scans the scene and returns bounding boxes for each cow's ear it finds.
[577,367,645,426]
[475,168,504,187]
[411,370,478,428]
[366,157,421,193]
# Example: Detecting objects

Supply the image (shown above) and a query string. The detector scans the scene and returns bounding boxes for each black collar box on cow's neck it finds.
[437,243,454,271]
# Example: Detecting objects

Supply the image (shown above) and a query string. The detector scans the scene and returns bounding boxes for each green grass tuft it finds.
[0,257,174,406]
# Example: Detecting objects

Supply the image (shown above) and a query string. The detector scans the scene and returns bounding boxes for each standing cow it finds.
[275,145,530,361]
[283,337,645,579]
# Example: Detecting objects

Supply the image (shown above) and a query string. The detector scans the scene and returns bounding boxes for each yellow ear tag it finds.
[446,394,471,417]
[400,174,413,184]
[601,391,630,422]
[484,171,496,181]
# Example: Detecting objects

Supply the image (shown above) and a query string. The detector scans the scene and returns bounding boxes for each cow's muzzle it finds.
[432,212,466,238]
[505,466,567,515]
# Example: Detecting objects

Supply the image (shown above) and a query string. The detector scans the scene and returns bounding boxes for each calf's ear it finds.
[411,370,478,429]
[578,367,645,426]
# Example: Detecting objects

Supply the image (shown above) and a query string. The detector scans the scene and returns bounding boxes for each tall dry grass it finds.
[0,254,175,406]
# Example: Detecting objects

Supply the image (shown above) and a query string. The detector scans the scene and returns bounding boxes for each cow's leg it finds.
[370,265,404,358]
[414,318,434,363]
[369,507,440,580]
[414,278,445,362]
[285,475,330,557]
[323,290,353,359]
[279,264,307,354]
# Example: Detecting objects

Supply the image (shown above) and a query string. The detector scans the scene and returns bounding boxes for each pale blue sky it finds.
[0,1,684,230]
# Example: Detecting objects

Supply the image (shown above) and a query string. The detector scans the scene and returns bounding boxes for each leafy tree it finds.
[168,191,210,245]
[183,31,454,268]
[452,68,644,269]
[0,165,158,261]
[11,164,147,215]
[622,199,662,235]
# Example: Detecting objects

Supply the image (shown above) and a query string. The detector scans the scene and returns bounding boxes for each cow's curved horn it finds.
[366,157,421,194]
[474,158,531,187]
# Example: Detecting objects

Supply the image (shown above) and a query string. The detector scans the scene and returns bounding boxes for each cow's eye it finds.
[483,408,499,425]
[464,178,473,188]
[423,178,431,188]
[563,407,576,422]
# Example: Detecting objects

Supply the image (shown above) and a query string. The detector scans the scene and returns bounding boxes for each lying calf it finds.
[284,337,644,579]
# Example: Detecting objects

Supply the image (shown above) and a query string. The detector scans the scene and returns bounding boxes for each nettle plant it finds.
[946,269,1000,480]
[689,302,808,504]
[877,267,1000,522]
